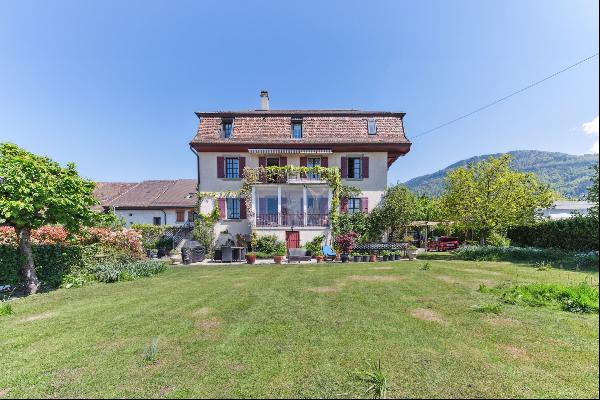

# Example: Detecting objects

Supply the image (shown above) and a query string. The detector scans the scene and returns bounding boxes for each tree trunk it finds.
[479,229,488,245]
[16,227,39,295]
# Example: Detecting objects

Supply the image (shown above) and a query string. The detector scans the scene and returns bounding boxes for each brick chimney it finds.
[260,90,269,110]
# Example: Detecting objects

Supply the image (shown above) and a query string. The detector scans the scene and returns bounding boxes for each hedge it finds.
[507,216,599,252]
[0,244,97,287]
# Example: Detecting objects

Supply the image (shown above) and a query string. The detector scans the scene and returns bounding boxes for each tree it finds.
[587,164,599,221]
[370,185,419,241]
[441,154,553,244]
[0,143,99,294]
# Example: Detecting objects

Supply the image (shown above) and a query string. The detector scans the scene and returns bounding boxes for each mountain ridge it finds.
[404,150,599,198]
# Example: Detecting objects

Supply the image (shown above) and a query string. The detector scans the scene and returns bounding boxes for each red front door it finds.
[286,231,300,249]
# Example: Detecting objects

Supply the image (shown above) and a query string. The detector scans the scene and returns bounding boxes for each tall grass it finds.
[361,360,389,399]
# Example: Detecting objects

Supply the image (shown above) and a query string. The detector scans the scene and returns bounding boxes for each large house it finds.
[189,91,411,248]
[94,179,197,226]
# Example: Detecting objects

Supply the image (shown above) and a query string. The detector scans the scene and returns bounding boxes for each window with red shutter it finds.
[320,157,328,168]
[340,157,348,178]
[216,156,224,178]
[217,198,226,219]
[361,197,369,213]
[361,157,369,179]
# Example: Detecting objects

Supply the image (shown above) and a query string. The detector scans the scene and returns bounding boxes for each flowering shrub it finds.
[334,232,359,254]
[78,227,144,259]
[0,227,17,246]
[31,226,69,245]
[0,226,69,245]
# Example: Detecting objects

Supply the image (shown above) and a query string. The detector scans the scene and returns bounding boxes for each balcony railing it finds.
[256,171,326,184]
[256,213,330,227]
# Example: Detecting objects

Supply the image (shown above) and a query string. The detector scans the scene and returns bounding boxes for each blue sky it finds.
[1,0,598,184]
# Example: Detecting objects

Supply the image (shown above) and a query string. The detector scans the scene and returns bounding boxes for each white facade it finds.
[115,209,195,227]
[539,201,594,220]
[198,151,388,246]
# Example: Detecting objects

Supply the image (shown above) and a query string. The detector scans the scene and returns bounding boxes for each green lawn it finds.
[1,260,598,399]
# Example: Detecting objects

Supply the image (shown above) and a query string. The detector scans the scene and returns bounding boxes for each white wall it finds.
[115,209,192,227]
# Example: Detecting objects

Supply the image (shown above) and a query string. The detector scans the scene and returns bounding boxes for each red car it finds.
[427,237,460,252]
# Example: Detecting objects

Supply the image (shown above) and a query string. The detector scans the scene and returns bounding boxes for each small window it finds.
[367,118,377,135]
[225,157,239,179]
[222,119,234,138]
[176,210,185,222]
[153,217,162,225]
[266,157,280,167]
[226,198,240,219]
[292,119,303,139]
[347,157,362,179]
[348,198,362,214]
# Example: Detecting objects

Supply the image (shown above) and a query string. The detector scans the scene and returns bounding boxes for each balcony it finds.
[256,171,326,185]
[256,212,330,227]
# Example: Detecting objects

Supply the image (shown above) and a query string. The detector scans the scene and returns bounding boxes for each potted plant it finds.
[352,252,361,263]
[369,253,377,262]
[334,232,358,263]
[273,252,285,264]
[407,245,418,260]
[315,252,324,263]
[246,251,257,264]
[382,250,392,262]
[361,252,369,262]
[394,251,401,261]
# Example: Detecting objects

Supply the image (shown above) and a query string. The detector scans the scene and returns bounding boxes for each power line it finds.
[411,52,599,140]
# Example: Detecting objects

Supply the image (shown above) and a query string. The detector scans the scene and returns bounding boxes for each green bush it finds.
[95,260,168,283]
[0,244,97,288]
[495,282,599,313]
[487,231,511,247]
[254,235,286,257]
[304,234,325,256]
[0,301,13,316]
[453,245,599,269]
[507,216,599,251]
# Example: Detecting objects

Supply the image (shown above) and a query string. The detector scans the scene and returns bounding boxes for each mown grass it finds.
[0,259,598,398]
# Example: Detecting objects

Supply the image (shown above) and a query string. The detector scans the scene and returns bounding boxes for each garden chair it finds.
[322,245,337,261]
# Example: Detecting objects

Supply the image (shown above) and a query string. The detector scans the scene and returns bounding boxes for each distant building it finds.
[94,180,197,226]
[539,200,594,220]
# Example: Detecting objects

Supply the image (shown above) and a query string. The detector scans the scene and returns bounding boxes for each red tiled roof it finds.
[190,110,410,147]
[93,182,138,207]
[94,180,197,209]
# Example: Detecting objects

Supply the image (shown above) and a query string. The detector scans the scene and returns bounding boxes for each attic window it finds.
[291,118,303,139]
[222,118,234,138]
[367,118,377,135]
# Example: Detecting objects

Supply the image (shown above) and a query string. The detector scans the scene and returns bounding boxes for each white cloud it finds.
[582,116,599,154]
[582,116,599,135]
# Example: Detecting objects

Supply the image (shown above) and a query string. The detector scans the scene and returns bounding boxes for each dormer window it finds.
[292,118,303,139]
[222,119,234,138]
[367,118,377,135]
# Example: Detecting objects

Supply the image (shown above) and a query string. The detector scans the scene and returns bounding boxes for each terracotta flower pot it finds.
[315,255,324,263]
[369,255,377,262]
[273,255,284,264]
[246,254,257,264]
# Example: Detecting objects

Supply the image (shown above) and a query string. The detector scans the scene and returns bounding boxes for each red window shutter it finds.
[340,197,348,213]
[340,157,348,178]
[361,157,369,178]
[258,157,266,167]
[320,156,328,168]
[299,157,307,167]
[240,198,247,219]
[280,157,287,166]
[217,156,224,178]
[239,156,246,176]
[217,198,226,219]
[361,197,369,213]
